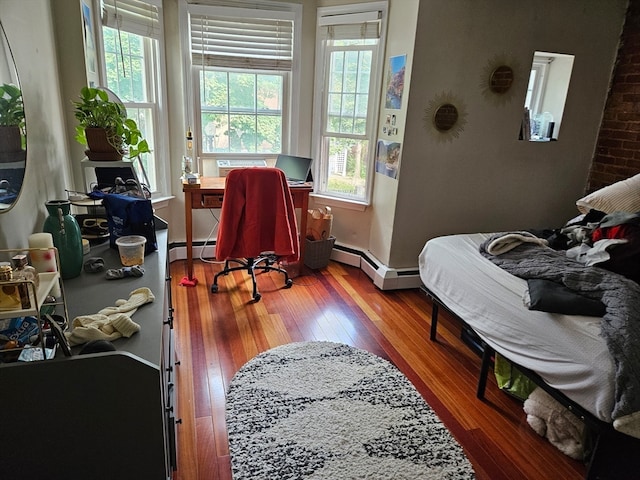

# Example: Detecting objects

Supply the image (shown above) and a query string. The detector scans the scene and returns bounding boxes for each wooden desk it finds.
[183,176,312,280]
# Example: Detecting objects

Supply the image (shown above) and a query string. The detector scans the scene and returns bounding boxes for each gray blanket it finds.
[480,233,640,439]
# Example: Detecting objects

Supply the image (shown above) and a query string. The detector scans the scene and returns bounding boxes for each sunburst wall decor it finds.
[423,91,468,142]
[480,55,521,106]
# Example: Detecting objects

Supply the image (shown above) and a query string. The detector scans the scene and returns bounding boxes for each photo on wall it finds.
[385,54,406,109]
[375,139,402,179]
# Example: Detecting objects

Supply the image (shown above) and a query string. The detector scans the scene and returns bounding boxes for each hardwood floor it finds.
[170,258,587,480]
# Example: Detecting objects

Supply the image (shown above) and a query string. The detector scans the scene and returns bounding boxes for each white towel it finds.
[486,232,549,256]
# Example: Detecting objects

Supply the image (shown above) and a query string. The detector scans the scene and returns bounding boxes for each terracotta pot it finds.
[84,127,124,161]
[0,126,25,163]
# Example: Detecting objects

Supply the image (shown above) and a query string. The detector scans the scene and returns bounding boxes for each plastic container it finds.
[115,235,147,266]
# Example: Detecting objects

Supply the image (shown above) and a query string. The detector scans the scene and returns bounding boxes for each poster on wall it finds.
[385,54,406,110]
[81,1,99,86]
[375,139,402,180]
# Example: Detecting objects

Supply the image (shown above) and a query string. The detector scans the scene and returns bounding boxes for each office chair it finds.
[211,167,299,302]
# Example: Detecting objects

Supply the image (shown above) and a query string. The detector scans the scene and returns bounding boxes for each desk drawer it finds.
[202,194,224,208]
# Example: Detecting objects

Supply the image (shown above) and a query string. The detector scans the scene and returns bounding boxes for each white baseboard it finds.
[170,242,421,290]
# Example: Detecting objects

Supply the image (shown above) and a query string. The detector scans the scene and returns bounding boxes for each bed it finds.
[417,174,640,479]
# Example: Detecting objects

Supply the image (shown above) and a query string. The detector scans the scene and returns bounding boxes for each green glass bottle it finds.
[42,200,83,279]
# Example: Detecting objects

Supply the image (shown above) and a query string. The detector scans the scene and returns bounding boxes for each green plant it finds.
[0,83,25,130]
[73,86,150,159]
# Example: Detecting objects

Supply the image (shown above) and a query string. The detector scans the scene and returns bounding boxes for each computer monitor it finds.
[275,154,313,183]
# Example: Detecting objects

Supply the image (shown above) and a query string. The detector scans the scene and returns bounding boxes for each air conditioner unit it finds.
[217,159,267,177]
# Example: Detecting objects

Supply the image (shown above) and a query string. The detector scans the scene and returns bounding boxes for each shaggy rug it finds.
[226,341,475,479]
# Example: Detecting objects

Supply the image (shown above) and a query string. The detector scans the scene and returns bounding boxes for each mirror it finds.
[0,19,26,212]
[433,104,459,132]
[489,65,514,94]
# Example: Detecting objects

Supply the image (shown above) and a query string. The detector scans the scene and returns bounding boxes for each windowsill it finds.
[151,195,175,210]
[310,193,368,212]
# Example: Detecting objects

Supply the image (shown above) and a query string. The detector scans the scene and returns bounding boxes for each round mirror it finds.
[0,20,26,212]
[489,65,514,94]
[433,104,459,132]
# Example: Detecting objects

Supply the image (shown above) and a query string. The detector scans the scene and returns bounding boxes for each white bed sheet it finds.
[418,233,615,423]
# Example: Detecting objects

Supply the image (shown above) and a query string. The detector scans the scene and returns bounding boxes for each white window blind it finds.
[318,10,381,40]
[101,0,162,39]
[189,11,293,71]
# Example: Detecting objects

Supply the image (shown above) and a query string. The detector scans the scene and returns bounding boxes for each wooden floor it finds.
[170,258,587,480]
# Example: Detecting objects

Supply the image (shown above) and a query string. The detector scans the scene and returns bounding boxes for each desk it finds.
[183,176,312,280]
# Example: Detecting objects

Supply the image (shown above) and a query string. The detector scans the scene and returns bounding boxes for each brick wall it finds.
[589,0,640,192]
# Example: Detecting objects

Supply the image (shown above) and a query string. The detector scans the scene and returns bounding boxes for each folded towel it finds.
[486,231,548,256]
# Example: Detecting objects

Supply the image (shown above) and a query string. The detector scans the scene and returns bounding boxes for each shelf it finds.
[0,272,60,320]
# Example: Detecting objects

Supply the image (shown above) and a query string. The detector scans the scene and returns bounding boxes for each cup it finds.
[115,235,146,267]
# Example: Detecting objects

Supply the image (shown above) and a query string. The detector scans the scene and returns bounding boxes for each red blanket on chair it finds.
[216,167,299,263]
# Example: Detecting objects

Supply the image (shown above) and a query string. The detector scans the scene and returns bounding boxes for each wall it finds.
[0,0,72,249]
[386,0,627,269]
[589,0,640,191]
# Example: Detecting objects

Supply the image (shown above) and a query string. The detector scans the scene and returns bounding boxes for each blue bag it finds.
[91,191,157,255]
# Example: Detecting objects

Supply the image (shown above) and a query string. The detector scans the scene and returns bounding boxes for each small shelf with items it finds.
[0,247,68,362]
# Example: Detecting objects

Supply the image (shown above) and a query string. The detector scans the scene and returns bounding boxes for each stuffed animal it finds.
[523,387,586,460]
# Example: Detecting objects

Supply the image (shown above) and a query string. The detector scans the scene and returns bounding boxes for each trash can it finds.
[304,236,336,269]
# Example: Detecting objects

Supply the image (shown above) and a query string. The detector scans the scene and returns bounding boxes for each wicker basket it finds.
[304,236,336,269]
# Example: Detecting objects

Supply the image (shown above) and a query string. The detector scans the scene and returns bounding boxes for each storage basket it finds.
[304,236,336,269]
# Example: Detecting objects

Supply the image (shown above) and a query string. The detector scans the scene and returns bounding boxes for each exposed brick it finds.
[590,0,640,185]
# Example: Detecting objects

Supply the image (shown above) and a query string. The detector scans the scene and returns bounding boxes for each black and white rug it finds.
[226,341,475,479]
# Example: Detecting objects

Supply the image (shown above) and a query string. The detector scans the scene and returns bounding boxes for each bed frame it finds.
[420,285,640,480]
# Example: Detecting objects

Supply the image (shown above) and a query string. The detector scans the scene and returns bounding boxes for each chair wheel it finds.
[211,284,219,293]
[285,279,293,288]
[253,293,262,302]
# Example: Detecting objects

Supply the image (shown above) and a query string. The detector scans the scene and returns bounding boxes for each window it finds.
[97,0,169,196]
[187,4,300,164]
[522,51,574,141]
[312,3,388,205]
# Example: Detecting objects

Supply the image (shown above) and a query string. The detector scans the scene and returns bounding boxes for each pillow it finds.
[524,278,606,317]
[576,173,640,214]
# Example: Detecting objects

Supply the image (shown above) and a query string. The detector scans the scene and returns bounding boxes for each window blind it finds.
[190,12,293,71]
[318,10,381,40]
[101,0,162,39]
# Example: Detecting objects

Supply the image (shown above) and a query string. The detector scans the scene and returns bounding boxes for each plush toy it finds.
[523,387,586,460]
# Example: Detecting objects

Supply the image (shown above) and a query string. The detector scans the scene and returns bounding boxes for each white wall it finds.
[386,0,627,269]
[0,0,73,249]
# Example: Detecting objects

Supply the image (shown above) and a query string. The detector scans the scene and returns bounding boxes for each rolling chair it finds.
[211,167,299,302]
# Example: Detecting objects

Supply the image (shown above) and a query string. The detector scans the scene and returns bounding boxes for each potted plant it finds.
[0,83,25,162]
[73,86,150,161]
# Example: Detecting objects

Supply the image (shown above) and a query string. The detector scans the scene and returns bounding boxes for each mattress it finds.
[418,233,615,423]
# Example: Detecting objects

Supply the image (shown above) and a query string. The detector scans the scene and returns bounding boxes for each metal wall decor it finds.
[481,55,520,106]
[423,92,467,142]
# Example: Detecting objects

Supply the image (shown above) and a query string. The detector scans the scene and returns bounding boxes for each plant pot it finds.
[0,125,24,162]
[84,127,124,161]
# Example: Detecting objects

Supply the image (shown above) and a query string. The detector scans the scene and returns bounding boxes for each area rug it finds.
[226,341,475,479]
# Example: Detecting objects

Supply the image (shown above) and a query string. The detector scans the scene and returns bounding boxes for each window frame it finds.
[93,0,171,200]
[184,2,301,170]
[312,2,388,207]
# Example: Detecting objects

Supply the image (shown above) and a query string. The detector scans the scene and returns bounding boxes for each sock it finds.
[98,287,155,317]
[84,257,105,273]
[106,265,145,280]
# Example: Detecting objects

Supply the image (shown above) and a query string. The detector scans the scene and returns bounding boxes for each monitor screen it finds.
[275,155,313,183]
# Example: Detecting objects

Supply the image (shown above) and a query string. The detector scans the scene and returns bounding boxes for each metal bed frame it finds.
[420,284,640,480]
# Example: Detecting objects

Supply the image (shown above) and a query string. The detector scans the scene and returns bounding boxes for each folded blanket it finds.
[485,231,549,256]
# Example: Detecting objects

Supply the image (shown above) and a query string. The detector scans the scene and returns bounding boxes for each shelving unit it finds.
[0,247,68,361]
[80,157,147,192]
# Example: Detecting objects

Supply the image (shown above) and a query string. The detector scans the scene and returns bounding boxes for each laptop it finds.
[275,154,313,185]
